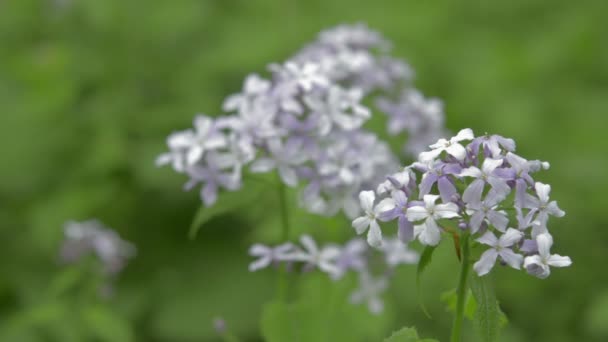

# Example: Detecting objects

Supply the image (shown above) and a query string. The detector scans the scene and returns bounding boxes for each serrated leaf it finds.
[383,326,438,342]
[416,245,437,318]
[469,274,505,342]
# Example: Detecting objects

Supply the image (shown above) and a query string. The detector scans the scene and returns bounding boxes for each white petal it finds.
[473,249,498,276]
[482,158,504,174]
[460,166,482,179]
[476,231,498,247]
[250,158,276,173]
[249,244,270,256]
[193,116,212,135]
[498,249,523,270]
[367,220,383,248]
[359,191,376,212]
[446,143,467,160]
[278,165,298,187]
[536,233,553,259]
[405,206,428,222]
[547,255,572,268]
[534,182,551,204]
[452,128,474,142]
[249,256,272,272]
[374,198,396,215]
[417,219,441,246]
[300,235,318,254]
[352,217,371,234]
[422,194,440,208]
[498,228,524,247]
[524,255,550,279]
[547,201,565,217]
[418,148,443,162]
[434,202,460,219]
[186,145,204,165]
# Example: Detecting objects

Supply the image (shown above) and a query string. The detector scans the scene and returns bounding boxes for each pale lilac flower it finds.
[380,238,419,267]
[248,243,295,272]
[524,233,572,279]
[376,169,413,196]
[281,62,329,91]
[61,220,136,276]
[352,191,396,248]
[523,182,565,232]
[223,74,272,112]
[460,158,510,203]
[419,128,474,162]
[381,190,415,243]
[406,194,460,246]
[250,138,307,187]
[291,235,342,276]
[469,134,516,158]
[473,228,524,276]
[350,271,388,315]
[184,158,241,207]
[466,191,509,233]
[415,160,461,202]
[333,238,368,279]
[305,86,371,132]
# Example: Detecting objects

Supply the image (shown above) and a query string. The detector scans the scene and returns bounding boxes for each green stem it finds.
[276,179,290,301]
[451,232,471,342]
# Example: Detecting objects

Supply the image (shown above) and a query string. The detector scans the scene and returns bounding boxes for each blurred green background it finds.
[1,0,607,341]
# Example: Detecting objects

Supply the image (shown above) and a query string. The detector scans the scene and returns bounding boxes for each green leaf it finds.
[469,274,507,342]
[440,288,477,321]
[383,326,438,342]
[416,245,437,318]
[82,305,134,342]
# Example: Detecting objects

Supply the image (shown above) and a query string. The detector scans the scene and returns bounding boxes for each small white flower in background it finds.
[352,191,396,248]
[405,194,460,246]
[61,220,136,276]
[281,62,330,91]
[350,271,388,315]
[473,228,524,276]
[248,243,295,272]
[250,138,307,187]
[381,238,419,267]
[523,233,572,279]
[223,74,272,112]
[291,235,342,277]
[419,128,474,162]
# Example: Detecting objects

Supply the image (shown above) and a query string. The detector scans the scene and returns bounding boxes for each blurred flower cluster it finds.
[249,234,418,314]
[352,129,572,279]
[156,23,445,219]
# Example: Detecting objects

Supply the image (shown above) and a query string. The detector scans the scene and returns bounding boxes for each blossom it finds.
[473,228,524,276]
[414,160,461,202]
[406,194,460,246]
[523,182,566,234]
[381,238,419,267]
[523,233,572,279]
[248,243,295,272]
[469,134,516,158]
[459,157,511,203]
[350,271,388,315]
[250,138,307,187]
[380,190,415,242]
[352,191,396,248]
[333,238,368,279]
[291,235,342,276]
[419,128,474,162]
[465,190,509,233]
[305,86,371,132]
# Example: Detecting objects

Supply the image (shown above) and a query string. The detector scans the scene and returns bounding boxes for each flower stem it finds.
[277,178,290,301]
[450,232,471,342]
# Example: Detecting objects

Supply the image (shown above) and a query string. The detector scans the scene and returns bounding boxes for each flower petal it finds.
[359,191,376,212]
[474,249,498,276]
[405,206,428,222]
[452,128,474,142]
[547,255,572,268]
[446,143,467,160]
[463,179,485,204]
[524,255,550,279]
[498,228,524,247]
[536,233,553,259]
[434,202,460,219]
[367,220,383,248]
[352,217,371,235]
[498,249,523,270]
[476,231,498,247]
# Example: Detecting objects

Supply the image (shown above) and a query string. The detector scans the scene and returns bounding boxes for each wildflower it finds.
[419,128,474,162]
[473,229,524,276]
[465,190,509,233]
[351,191,396,248]
[350,271,388,315]
[248,243,295,272]
[405,194,460,246]
[291,235,342,276]
[523,182,566,233]
[523,233,572,279]
[459,158,511,203]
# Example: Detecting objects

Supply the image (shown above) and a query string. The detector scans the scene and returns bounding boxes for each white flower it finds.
[350,271,388,315]
[405,194,460,246]
[523,182,565,234]
[523,233,572,279]
[473,228,524,276]
[291,235,342,276]
[460,158,510,203]
[250,138,307,187]
[418,128,474,162]
[248,243,295,272]
[283,62,329,91]
[381,238,419,267]
[352,191,396,248]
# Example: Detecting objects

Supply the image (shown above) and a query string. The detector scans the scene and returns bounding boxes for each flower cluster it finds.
[60,220,136,276]
[352,129,572,278]
[249,234,418,314]
[156,24,445,219]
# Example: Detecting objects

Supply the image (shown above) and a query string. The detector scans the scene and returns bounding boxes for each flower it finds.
[523,233,572,279]
[352,191,396,248]
[250,138,307,187]
[350,271,388,315]
[405,194,460,246]
[459,157,511,203]
[248,243,295,272]
[291,235,342,276]
[419,128,474,162]
[523,182,566,235]
[381,238,419,267]
[473,228,524,276]
[465,190,509,233]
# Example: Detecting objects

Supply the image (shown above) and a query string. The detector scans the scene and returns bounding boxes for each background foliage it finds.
[1,0,607,341]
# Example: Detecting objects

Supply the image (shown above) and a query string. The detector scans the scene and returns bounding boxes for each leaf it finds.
[440,288,477,321]
[82,305,134,342]
[416,245,437,318]
[188,175,267,239]
[383,326,438,342]
[469,274,507,342]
